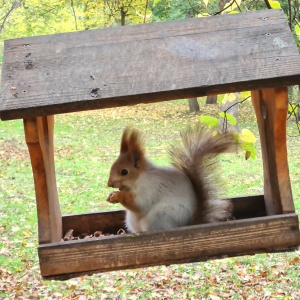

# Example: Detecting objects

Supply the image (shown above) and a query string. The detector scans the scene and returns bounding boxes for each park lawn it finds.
[0,99,299,299]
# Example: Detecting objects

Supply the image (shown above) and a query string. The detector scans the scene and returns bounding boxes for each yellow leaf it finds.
[222,93,236,104]
[203,0,209,6]
[23,230,32,237]
[290,256,300,265]
[198,12,210,17]
[241,91,251,99]
[269,0,281,9]
[239,129,256,143]
[295,24,300,35]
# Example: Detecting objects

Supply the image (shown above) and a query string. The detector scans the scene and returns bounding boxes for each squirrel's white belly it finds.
[125,166,196,232]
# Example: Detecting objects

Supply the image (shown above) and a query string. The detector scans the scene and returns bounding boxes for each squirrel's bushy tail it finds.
[169,124,238,223]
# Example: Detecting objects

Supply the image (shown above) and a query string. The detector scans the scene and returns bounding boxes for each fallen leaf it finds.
[289,256,300,265]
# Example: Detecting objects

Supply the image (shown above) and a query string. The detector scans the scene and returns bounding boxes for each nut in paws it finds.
[107,191,121,203]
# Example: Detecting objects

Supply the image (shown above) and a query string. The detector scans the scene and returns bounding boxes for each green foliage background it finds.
[1,0,300,69]
[0,1,298,39]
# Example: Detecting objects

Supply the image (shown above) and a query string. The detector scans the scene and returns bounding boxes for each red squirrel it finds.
[107,125,237,233]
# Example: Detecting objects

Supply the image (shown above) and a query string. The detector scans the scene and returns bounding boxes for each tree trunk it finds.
[206,95,217,104]
[120,7,126,26]
[188,98,200,112]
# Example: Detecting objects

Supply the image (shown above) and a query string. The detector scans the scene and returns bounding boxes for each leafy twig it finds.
[221,96,250,132]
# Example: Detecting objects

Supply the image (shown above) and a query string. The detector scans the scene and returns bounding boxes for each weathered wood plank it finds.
[230,194,266,218]
[1,9,300,120]
[251,88,294,215]
[62,210,126,236]
[24,116,62,243]
[39,214,300,279]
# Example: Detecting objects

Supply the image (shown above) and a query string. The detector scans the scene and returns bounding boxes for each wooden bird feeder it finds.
[1,9,300,280]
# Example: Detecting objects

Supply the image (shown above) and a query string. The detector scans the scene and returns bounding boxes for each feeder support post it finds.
[251,88,294,215]
[24,115,62,244]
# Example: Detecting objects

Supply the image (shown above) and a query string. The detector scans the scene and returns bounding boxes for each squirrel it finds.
[107,124,238,233]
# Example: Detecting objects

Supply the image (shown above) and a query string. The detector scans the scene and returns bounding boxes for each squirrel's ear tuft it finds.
[120,127,130,153]
[120,127,145,169]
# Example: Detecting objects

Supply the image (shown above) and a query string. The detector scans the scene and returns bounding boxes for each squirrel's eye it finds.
[121,169,128,176]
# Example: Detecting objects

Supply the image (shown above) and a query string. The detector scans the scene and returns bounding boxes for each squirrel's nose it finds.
[107,180,114,188]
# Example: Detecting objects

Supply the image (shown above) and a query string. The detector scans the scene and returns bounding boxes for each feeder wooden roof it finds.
[1,9,300,120]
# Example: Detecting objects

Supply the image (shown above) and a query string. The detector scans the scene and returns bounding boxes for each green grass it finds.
[0,99,299,299]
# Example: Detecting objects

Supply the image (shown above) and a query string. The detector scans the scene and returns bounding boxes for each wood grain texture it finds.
[62,210,126,236]
[38,213,300,279]
[1,9,300,120]
[24,116,62,243]
[251,88,294,215]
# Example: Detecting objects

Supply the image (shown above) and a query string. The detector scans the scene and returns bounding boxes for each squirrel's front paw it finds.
[107,191,121,204]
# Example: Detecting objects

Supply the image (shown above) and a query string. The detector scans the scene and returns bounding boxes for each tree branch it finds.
[287,100,300,137]
[106,0,118,21]
[0,1,20,33]
[186,0,199,16]
[212,0,236,16]
[288,0,292,30]
[233,0,242,12]
[143,0,149,23]
[264,0,272,9]
[70,0,78,30]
